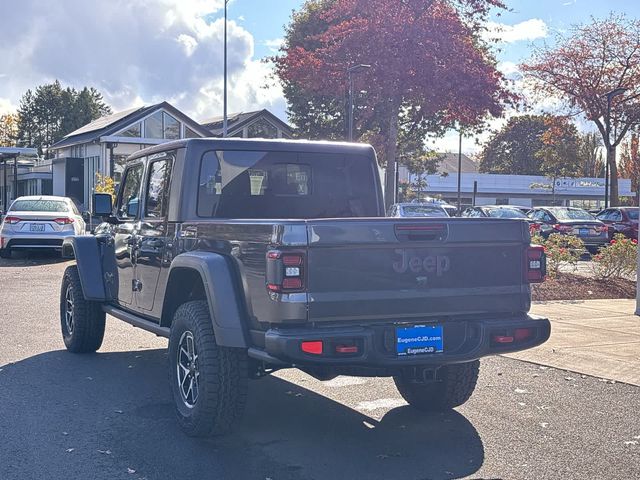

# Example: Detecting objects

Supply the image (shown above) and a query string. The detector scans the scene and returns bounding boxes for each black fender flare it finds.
[62,236,106,302]
[165,252,248,348]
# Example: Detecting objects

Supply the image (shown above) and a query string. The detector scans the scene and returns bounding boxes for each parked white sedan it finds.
[0,196,85,258]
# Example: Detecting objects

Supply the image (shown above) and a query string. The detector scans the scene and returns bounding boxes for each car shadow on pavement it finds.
[0,349,484,480]
[0,249,68,267]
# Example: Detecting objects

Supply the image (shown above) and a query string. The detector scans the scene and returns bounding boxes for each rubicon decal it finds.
[392,249,450,276]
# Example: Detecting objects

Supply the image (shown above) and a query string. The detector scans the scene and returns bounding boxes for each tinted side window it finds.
[117,164,144,219]
[610,210,623,221]
[145,158,173,218]
[596,210,609,221]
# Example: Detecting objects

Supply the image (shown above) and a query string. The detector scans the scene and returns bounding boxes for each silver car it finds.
[0,196,86,258]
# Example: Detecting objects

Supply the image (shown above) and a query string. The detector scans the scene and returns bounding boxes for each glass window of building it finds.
[120,122,142,137]
[163,113,180,139]
[144,111,163,139]
[246,119,278,138]
[184,126,200,138]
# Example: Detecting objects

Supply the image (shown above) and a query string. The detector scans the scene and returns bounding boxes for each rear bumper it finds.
[255,314,551,367]
[1,232,74,249]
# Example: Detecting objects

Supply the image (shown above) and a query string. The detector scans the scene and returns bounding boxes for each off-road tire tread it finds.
[169,300,248,437]
[394,360,480,411]
[60,265,105,353]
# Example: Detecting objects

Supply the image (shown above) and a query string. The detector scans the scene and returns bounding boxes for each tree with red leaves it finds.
[522,14,640,206]
[274,0,511,207]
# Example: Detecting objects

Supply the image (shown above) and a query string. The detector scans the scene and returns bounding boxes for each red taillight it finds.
[529,223,541,232]
[553,224,572,233]
[301,341,323,355]
[596,225,608,233]
[525,245,546,283]
[266,250,306,293]
[3,216,21,224]
[54,217,74,225]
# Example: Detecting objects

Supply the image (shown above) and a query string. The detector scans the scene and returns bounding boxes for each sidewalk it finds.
[505,299,640,386]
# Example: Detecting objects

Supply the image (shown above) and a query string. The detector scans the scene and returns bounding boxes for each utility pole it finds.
[222,0,229,138]
[346,64,371,141]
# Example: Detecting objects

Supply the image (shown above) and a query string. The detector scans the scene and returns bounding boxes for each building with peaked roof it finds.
[48,101,211,210]
[200,109,293,139]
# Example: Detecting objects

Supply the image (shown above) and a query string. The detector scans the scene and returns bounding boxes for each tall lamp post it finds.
[604,87,627,208]
[222,0,230,138]
[347,64,371,141]
[457,129,463,215]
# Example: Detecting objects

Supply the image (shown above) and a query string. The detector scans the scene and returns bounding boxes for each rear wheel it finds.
[394,360,480,411]
[168,300,248,437]
[60,265,105,353]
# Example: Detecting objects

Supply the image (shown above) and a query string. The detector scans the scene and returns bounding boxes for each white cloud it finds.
[264,38,284,54]
[485,19,549,43]
[0,98,16,115]
[0,0,287,122]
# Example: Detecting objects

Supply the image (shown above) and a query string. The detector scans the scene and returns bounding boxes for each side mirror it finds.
[93,193,113,217]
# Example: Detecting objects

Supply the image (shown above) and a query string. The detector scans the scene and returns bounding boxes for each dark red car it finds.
[595,207,639,240]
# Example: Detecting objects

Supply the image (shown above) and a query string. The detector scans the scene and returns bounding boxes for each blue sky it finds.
[1,0,639,152]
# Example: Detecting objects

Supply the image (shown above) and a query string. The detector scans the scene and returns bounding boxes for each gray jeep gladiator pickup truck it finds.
[60,138,550,437]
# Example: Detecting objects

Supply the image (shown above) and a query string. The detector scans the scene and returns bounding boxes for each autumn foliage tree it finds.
[522,15,640,206]
[274,0,511,207]
[0,113,18,147]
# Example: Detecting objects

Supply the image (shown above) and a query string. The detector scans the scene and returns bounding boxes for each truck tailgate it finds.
[306,218,531,322]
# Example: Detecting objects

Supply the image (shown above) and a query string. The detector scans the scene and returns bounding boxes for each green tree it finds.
[17,81,111,155]
[479,115,548,175]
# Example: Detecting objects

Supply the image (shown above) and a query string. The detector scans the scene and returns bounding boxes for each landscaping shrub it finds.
[591,234,638,279]
[531,233,585,278]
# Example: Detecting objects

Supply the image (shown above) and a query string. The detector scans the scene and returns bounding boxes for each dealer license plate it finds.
[30,224,45,232]
[396,325,444,356]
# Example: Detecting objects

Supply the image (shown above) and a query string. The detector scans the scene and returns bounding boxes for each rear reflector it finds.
[514,328,534,342]
[282,254,303,266]
[492,335,514,344]
[335,345,358,354]
[301,341,323,355]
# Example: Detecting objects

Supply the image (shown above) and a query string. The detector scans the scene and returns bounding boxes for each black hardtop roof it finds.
[127,137,376,164]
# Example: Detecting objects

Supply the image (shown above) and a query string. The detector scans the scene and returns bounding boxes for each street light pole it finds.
[222,0,229,138]
[457,129,463,214]
[346,64,371,141]
[604,87,627,208]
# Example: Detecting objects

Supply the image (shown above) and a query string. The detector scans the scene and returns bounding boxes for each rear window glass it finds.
[628,209,639,220]
[401,205,447,217]
[553,208,594,221]
[10,200,68,213]
[486,208,528,219]
[197,150,379,218]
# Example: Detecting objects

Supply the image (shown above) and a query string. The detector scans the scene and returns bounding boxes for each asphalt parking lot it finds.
[1,252,639,480]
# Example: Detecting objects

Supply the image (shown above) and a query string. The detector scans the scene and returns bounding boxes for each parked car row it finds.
[386,201,638,250]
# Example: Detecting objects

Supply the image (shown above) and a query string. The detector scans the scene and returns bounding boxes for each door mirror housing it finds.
[93,193,113,217]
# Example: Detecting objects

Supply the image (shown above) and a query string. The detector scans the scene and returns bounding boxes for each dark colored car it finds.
[527,207,608,251]
[388,203,449,218]
[461,206,539,234]
[60,138,550,437]
[595,207,639,240]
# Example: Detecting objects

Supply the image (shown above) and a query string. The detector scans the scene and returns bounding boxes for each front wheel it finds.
[168,300,248,437]
[394,360,480,411]
[60,265,106,353]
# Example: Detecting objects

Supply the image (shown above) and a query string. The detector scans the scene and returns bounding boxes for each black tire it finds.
[394,360,480,411]
[0,248,11,259]
[168,300,248,437]
[60,265,106,353]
